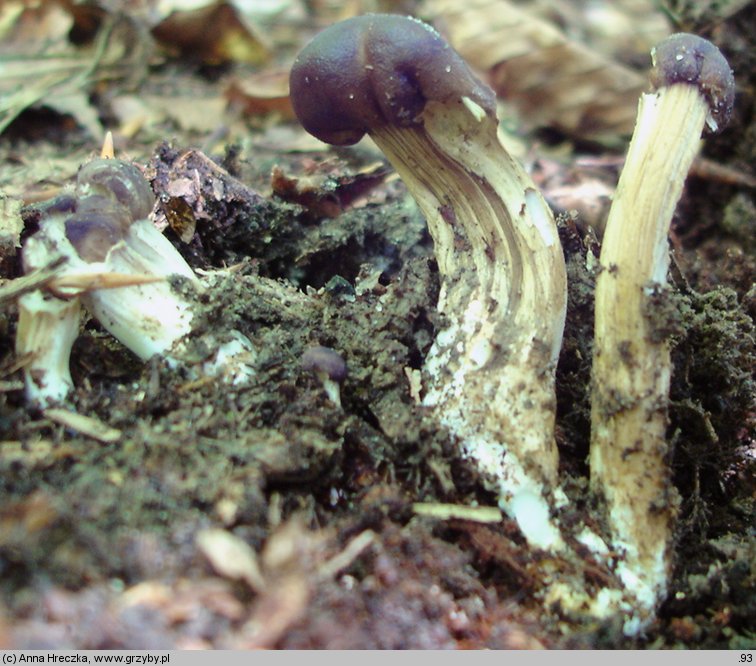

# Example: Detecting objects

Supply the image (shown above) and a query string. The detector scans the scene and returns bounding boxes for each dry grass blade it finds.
[0,262,167,304]
[0,16,144,135]
[317,530,375,579]
[0,257,67,304]
[43,408,121,444]
[412,503,502,523]
[423,0,648,142]
[49,271,166,296]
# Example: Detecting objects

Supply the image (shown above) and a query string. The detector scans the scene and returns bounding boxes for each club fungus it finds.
[71,160,200,360]
[17,157,255,405]
[290,14,568,548]
[590,34,735,609]
[301,345,347,407]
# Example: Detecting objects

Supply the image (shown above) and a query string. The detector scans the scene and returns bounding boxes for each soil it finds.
[0,0,753,651]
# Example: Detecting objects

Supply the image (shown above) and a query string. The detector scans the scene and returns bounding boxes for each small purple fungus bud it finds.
[301,345,347,407]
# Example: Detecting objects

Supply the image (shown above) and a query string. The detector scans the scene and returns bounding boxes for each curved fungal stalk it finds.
[590,34,735,608]
[290,14,568,548]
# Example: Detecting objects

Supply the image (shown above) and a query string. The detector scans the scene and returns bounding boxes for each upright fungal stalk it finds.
[590,34,735,608]
[290,14,568,547]
[16,290,81,407]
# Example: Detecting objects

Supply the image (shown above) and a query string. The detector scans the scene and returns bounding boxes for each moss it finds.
[672,287,754,454]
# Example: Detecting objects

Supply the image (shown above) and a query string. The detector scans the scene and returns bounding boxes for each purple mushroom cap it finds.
[301,345,347,382]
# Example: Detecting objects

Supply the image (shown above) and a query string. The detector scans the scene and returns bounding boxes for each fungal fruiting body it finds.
[590,34,735,611]
[301,345,347,407]
[71,160,199,361]
[18,158,200,405]
[290,14,568,548]
[16,290,81,407]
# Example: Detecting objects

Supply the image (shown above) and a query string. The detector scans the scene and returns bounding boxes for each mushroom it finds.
[590,34,735,608]
[20,159,199,364]
[289,14,568,548]
[70,159,200,361]
[301,345,347,408]
[16,157,258,404]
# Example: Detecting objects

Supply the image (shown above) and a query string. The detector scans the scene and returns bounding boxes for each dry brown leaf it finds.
[521,0,669,63]
[120,94,228,135]
[225,70,294,120]
[152,2,270,65]
[303,0,374,25]
[0,2,72,50]
[0,4,151,136]
[0,490,58,539]
[270,160,393,218]
[423,0,650,142]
